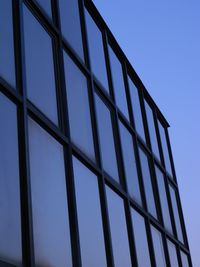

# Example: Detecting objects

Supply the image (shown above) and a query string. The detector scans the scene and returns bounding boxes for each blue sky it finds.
[92,1,200,266]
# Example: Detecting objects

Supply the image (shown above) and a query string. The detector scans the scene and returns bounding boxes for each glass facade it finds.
[0,1,192,267]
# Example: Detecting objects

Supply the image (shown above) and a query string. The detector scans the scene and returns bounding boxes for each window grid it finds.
[0,0,192,266]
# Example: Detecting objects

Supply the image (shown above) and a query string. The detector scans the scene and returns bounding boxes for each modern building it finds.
[0,0,192,266]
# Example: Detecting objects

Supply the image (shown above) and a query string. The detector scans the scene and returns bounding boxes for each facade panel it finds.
[0,0,192,266]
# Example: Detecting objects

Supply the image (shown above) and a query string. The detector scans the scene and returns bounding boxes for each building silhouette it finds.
[0,0,192,266]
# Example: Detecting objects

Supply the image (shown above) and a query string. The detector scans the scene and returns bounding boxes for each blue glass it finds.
[108,45,129,119]
[28,118,72,267]
[158,121,173,177]
[95,94,119,182]
[155,166,173,233]
[139,148,157,218]
[73,158,107,267]
[106,187,132,267]
[119,121,142,204]
[145,101,160,160]
[169,185,184,243]
[167,240,179,267]
[23,5,58,124]
[0,0,16,88]
[151,226,166,267]
[131,209,151,267]
[64,53,95,161]
[85,9,109,92]
[0,93,22,265]
[128,77,145,140]
[181,251,190,267]
[59,0,84,60]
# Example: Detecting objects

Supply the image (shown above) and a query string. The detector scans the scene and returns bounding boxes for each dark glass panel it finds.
[119,121,141,204]
[23,5,58,124]
[167,240,179,267]
[64,53,95,161]
[0,0,16,87]
[139,148,157,218]
[95,94,119,182]
[131,209,151,267]
[59,0,84,60]
[106,187,132,267]
[145,101,160,159]
[35,0,52,17]
[108,45,129,119]
[85,9,109,92]
[158,121,173,176]
[28,118,72,267]
[0,93,22,265]
[128,77,145,140]
[151,226,166,267]
[155,166,173,233]
[73,157,107,267]
[169,185,184,243]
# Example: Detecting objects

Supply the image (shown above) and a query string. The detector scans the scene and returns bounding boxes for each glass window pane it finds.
[106,187,132,267]
[64,53,95,161]
[181,251,190,267]
[169,185,184,243]
[0,93,22,265]
[139,148,157,218]
[145,101,160,160]
[155,166,173,233]
[128,77,145,140]
[95,94,119,182]
[35,0,52,17]
[119,121,141,204]
[131,209,151,267]
[158,121,173,176]
[108,45,129,119]
[73,157,107,267]
[167,240,179,267]
[28,118,72,267]
[151,226,166,267]
[85,10,109,92]
[23,5,58,124]
[59,0,84,60]
[0,0,16,87]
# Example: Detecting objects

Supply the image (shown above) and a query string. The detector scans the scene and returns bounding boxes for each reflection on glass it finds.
[0,93,22,265]
[35,0,52,17]
[181,251,190,267]
[23,5,58,124]
[151,226,166,267]
[131,209,151,267]
[167,240,179,267]
[145,101,160,160]
[64,53,95,161]
[108,45,129,119]
[169,185,184,243]
[0,0,16,87]
[139,148,157,218]
[106,187,132,267]
[155,166,173,233]
[95,94,119,182]
[119,121,141,204]
[158,121,173,176]
[59,0,84,60]
[28,118,72,267]
[128,77,145,140]
[73,158,107,267]
[85,10,109,92]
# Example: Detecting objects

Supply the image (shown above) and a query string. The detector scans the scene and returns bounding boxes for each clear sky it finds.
[92,1,200,266]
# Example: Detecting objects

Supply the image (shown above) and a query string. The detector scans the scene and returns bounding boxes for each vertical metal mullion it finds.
[14,0,35,266]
